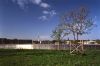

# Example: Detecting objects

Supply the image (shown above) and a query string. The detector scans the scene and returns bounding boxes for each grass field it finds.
[0,49,100,66]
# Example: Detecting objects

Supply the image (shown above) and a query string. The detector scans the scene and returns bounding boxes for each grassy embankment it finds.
[0,49,100,66]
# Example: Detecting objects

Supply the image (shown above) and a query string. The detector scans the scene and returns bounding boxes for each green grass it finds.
[0,49,100,66]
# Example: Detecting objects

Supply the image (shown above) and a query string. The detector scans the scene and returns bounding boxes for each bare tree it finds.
[51,24,69,50]
[61,6,95,53]
[62,7,94,40]
[75,7,94,40]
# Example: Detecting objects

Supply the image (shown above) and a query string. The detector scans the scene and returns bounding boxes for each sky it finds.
[0,0,100,40]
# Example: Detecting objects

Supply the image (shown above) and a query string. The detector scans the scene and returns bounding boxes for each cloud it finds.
[39,15,48,21]
[50,10,57,16]
[17,0,28,9]
[31,0,42,5]
[12,0,29,9]
[43,10,57,15]
[43,10,49,14]
[39,10,57,21]
[12,0,57,21]
[40,2,50,8]
[12,0,50,9]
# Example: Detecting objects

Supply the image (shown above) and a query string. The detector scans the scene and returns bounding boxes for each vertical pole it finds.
[70,41,71,53]
[58,42,59,50]
[82,40,84,52]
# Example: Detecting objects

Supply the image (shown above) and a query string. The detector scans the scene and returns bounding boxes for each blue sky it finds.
[0,0,100,40]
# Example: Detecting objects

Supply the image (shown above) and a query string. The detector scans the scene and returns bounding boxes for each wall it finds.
[0,44,33,49]
[0,44,70,50]
[0,44,100,50]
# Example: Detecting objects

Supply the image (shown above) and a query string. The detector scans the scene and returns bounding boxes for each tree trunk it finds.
[76,33,79,40]
[58,40,60,50]
[73,33,76,40]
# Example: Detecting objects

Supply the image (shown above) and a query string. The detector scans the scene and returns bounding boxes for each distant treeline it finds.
[0,38,100,44]
[0,38,55,44]
[0,38,32,44]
